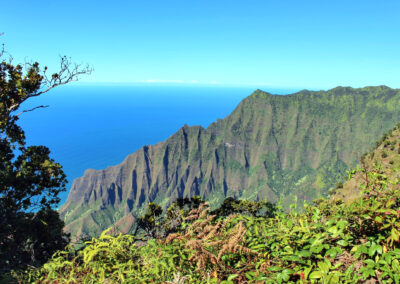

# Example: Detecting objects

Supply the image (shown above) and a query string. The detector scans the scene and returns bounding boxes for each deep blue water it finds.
[18,85,297,205]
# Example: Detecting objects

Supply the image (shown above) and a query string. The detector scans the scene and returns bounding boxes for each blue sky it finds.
[1,0,399,89]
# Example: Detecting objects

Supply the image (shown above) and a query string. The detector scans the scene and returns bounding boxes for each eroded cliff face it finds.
[60,86,400,239]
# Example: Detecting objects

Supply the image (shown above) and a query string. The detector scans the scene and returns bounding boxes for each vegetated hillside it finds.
[334,125,400,203]
[60,86,400,239]
[21,125,400,283]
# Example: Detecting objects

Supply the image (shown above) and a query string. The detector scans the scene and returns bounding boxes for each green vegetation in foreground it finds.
[16,125,400,283]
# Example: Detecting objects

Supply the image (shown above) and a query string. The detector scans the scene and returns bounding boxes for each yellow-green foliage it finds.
[18,164,400,283]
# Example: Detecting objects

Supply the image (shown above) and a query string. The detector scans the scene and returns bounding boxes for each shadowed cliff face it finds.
[60,86,400,239]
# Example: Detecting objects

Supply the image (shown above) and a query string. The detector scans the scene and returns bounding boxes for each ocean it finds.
[18,84,297,205]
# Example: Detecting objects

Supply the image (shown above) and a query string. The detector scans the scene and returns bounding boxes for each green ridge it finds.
[60,85,400,239]
[21,124,400,283]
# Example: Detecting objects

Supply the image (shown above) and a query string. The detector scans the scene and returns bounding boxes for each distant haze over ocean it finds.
[19,84,300,205]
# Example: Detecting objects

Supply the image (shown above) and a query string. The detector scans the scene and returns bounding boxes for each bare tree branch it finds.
[7,55,93,114]
[29,55,93,97]
[40,55,93,92]
[15,105,49,117]
[0,33,4,58]
[0,43,4,58]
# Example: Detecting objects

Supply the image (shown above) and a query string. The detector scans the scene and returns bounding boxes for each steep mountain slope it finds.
[27,122,400,283]
[60,86,400,239]
[334,123,400,202]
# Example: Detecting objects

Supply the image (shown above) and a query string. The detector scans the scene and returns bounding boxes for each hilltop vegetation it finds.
[61,86,400,240]
[18,125,400,283]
